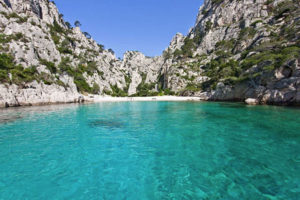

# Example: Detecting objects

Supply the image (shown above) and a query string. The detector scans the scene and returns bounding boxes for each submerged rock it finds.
[88,119,124,129]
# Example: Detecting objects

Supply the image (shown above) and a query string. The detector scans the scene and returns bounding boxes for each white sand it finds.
[86,95,202,102]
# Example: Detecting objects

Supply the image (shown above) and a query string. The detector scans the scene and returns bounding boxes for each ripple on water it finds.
[0,102,299,199]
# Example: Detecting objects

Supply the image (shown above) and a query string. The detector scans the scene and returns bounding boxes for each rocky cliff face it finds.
[162,0,300,105]
[0,0,144,107]
[0,0,299,107]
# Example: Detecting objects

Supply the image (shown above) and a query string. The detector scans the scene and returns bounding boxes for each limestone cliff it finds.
[0,0,299,107]
[162,0,300,105]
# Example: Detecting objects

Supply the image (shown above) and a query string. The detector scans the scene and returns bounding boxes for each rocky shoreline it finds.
[0,92,203,108]
[2,91,299,109]
[0,0,299,107]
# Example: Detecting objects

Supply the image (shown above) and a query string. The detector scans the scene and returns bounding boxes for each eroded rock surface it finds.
[0,0,299,107]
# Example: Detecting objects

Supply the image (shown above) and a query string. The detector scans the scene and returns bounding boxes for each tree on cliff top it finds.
[74,20,82,27]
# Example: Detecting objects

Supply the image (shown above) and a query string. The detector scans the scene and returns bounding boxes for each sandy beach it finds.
[88,96,203,102]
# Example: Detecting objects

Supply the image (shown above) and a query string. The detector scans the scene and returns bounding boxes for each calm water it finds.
[0,102,299,200]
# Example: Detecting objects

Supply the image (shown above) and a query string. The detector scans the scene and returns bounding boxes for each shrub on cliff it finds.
[241,45,300,71]
[83,32,92,39]
[39,59,57,73]
[181,38,195,58]
[74,74,92,93]
[110,84,127,97]
[92,83,100,94]
[0,53,14,70]
[108,49,115,55]
[57,39,73,54]
[0,53,40,84]
[0,53,14,82]
[74,20,82,27]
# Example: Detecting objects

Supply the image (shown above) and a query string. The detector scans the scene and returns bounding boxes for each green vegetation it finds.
[47,21,79,55]
[238,27,256,40]
[200,43,300,90]
[135,82,157,96]
[57,38,73,54]
[124,73,131,92]
[0,12,28,23]
[39,59,57,73]
[215,39,236,51]
[108,49,115,55]
[201,59,241,90]
[265,0,274,5]
[205,21,213,32]
[49,21,62,45]
[163,89,175,96]
[79,61,103,76]
[0,54,102,94]
[1,0,298,98]
[58,58,91,93]
[202,9,209,16]
[174,37,196,59]
[250,20,263,27]
[58,57,73,74]
[200,0,299,91]
[181,38,195,58]
[83,32,91,39]
[242,46,300,71]
[108,84,128,97]
[30,21,37,26]
[91,83,100,94]
[0,33,27,43]
[163,48,172,60]
[185,0,299,93]
[52,20,65,33]
[184,82,202,93]
[73,75,92,93]
[104,73,131,97]
[65,22,72,29]
[57,57,102,94]
[273,0,298,19]
[97,44,105,52]
[173,26,207,59]
[211,0,224,5]
[131,73,176,97]
[74,20,82,27]
[0,54,69,87]
[133,73,158,96]
[48,20,72,46]
[173,49,183,58]
[0,53,38,84]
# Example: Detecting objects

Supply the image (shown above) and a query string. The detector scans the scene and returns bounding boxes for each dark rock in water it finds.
[89,119,124,129]
[78,96,84,103]
[252,174,280,196]
[0,115,22,124]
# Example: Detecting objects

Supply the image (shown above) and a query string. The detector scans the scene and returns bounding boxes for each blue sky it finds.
[55,0,203,58]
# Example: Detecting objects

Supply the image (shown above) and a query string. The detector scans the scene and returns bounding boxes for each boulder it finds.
[245,98,259,105]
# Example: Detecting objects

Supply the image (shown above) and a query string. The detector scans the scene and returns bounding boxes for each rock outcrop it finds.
[162,0,300,106]
[0,0,299,107]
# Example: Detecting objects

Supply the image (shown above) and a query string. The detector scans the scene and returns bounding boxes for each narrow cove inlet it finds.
[0,102,299,199]
[0,0,300,199]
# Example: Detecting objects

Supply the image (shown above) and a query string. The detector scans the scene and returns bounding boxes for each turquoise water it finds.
[0,102,300,200]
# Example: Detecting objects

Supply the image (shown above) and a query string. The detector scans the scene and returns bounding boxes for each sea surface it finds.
[0,102,299,199]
